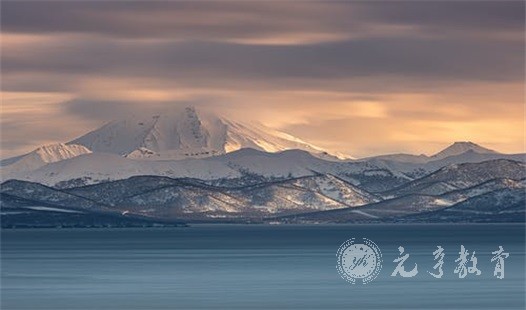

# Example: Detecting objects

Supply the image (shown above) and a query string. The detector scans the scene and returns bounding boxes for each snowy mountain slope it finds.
[275,160,526,223]
[69,107,225,157]
[383,159,526,197]
[1,174,379,220]
[2,157,524,223]
[1,143,91,179]
[3,148,407,191]
[0,154,25,167]
[400,188,526,223]
[278,194,444,223]
[360,142,524,181]
[414,159,526,188]
[440,178,524,203]
[383,181,459,198]
[0,179,108,212]
[421,151,525,173]
[430,141,497,160]
[297,186,526,224]
[67,106,345,161]
[9,152,241,187]
[367,150,525,179]
[2,137,523,197]
[361,141,498,164]
[436,188,525,215]
[277,183,526,224]
[361,153,429,164]
[3,120,523,190]
[226,182,345,215]
[282,174,380,205]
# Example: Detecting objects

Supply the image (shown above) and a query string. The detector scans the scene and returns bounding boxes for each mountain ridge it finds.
[3,158,523,225]
[67,107,343,161]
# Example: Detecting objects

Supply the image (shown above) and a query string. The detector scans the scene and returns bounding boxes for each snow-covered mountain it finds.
[430,141,497,160]
[1,143,91,178]
[278,160,526,224]
[362,143,523,179]
[1,106,525,225]
[3,145,523,224]
[363,141,499,164]
[383,159,526,197]
[1,112,524,210]
[1,109,520,187]
[0,174,380,221]
[68,107,343,160]
[3,148,408,191]
[3,158,523,224]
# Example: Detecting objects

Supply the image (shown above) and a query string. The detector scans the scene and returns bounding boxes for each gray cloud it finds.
[361,2,524,32]
[2,1,523,93]
[2,35,523,92]
[61,98,222,121]
[0,2,357,40]
[2,1,522,39]
[1,1,524,158]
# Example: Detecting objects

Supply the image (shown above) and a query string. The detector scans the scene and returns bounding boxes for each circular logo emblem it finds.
[336,238,382,284]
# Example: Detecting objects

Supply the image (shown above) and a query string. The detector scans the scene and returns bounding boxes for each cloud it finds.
[360,2,524,35]
[2,34,523,90]
[0,1,524,158]
[61,97,221,121]
[2,1,522,42]
[0,2,363,43]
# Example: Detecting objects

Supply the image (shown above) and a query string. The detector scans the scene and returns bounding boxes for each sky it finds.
[1,1,524,159]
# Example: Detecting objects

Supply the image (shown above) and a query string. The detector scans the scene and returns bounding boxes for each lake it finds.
[1,224,524,309]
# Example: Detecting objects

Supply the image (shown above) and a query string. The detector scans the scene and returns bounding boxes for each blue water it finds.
[1,224,525,309]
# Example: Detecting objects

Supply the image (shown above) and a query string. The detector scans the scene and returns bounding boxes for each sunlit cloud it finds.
[0,1,524,158]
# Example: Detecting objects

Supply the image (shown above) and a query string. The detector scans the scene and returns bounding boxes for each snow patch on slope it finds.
[1,143,91,178]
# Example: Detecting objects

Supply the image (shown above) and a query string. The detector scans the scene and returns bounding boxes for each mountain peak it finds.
[68,107,347,160]
[1,143,92,178]
[432,141,498,160]
[451,141,479,147]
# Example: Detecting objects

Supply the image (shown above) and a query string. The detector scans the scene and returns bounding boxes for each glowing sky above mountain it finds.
[1,1,524,158]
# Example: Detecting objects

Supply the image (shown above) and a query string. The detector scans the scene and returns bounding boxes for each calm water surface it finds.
[1,224,524,309]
